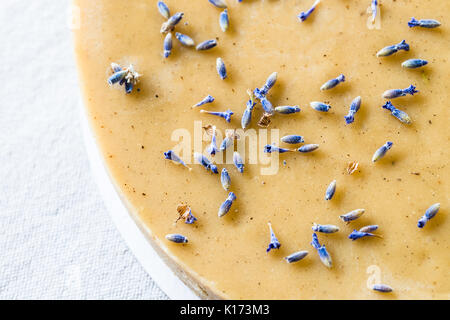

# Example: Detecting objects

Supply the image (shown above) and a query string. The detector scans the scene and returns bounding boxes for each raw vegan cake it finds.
[74,0,449,299]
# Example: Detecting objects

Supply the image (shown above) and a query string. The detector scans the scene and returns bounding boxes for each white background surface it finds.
[0,0,167,299]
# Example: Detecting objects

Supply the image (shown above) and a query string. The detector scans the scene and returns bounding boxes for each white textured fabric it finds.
[0,0,167,300]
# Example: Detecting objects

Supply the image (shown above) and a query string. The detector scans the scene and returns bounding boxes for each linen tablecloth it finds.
[0,0,167,300]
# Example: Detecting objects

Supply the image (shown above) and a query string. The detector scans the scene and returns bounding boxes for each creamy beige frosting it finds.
[74,0,449,299]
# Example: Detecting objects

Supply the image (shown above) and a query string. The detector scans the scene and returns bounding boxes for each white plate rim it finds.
[80,102,200,300]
